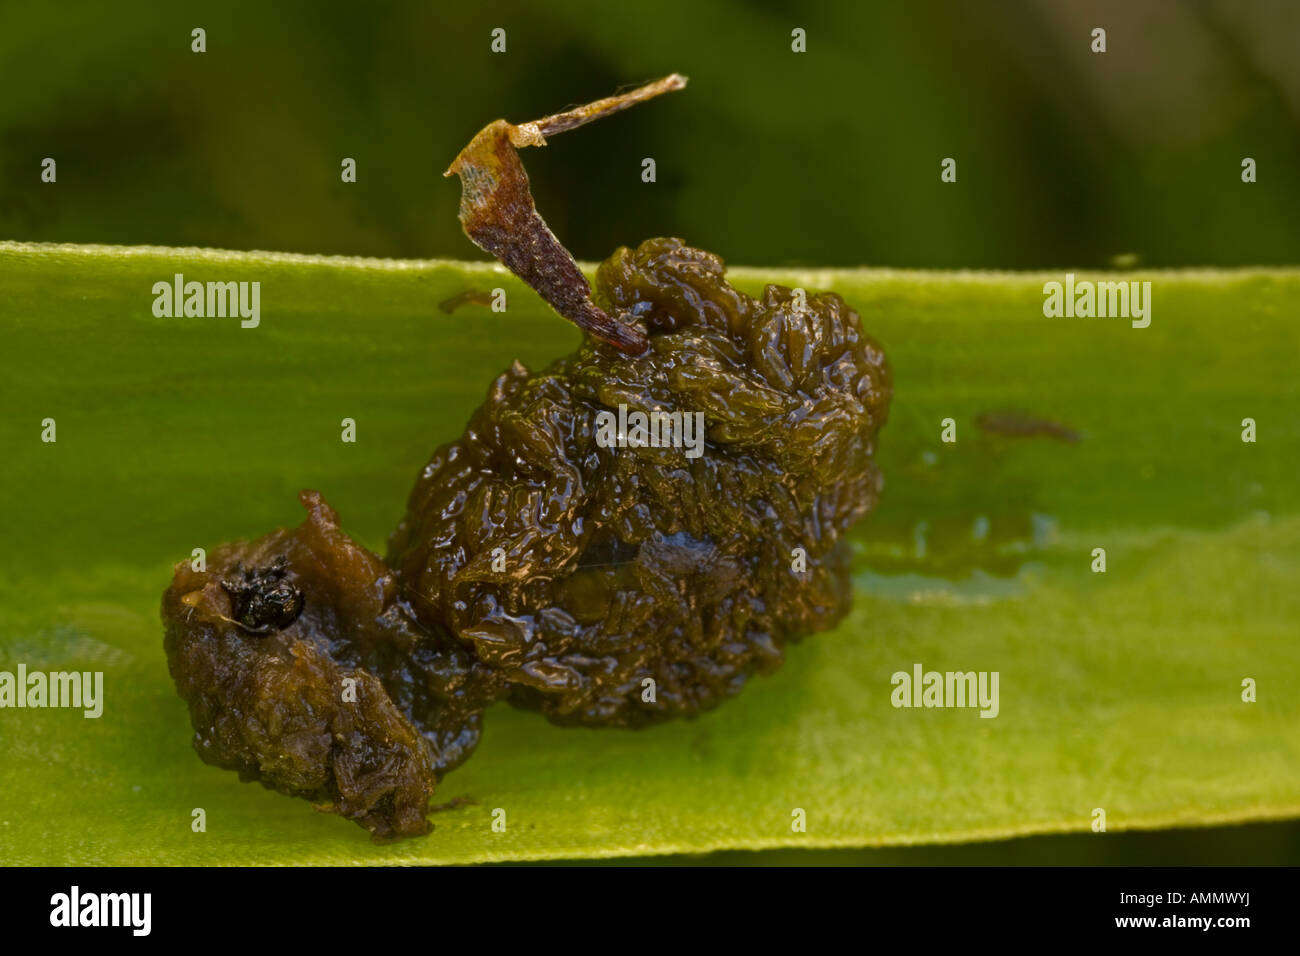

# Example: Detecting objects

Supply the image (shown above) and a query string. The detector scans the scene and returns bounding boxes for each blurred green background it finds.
[2,0,1296,864]
[2,0,1298,269]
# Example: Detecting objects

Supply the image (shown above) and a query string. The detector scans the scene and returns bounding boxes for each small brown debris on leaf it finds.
[976,409,1081,443]
[438,289,497,314]
[429,795,476,813]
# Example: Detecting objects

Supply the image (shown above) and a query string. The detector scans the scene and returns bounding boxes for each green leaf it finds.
[1,241,1297,865]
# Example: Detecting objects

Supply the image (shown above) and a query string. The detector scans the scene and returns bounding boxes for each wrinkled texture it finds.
[162,238,891,840]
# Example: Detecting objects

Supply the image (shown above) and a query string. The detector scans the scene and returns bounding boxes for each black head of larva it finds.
[219,556,304,635]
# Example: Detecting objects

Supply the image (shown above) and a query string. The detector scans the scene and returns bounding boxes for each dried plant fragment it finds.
[444,74,687,354]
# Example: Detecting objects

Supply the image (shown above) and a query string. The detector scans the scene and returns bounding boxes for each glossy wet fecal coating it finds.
[161,238,892,840]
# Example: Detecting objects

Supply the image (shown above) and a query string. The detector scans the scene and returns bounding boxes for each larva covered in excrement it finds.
[161,76,891,841]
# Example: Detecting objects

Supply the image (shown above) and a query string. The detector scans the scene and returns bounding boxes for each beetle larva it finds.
[162,77,891,840]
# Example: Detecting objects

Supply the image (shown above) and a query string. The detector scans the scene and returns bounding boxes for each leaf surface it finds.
[1,242,1296,864]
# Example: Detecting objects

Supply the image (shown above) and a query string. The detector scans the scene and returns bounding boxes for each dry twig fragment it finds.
[444,74,688,353]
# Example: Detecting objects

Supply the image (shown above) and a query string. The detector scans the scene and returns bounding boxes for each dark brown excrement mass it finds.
[161,78,893,842]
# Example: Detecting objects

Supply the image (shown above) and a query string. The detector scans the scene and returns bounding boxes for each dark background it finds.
[2,0,1299,269]
[2,0,1296,865]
